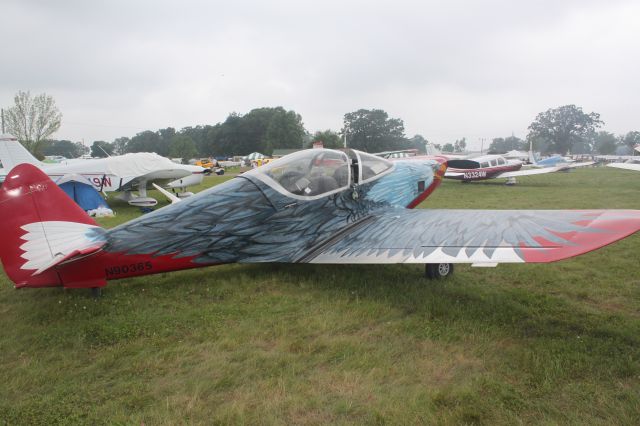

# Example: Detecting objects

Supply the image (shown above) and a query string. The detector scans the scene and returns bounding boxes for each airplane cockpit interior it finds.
[248,149,394,198]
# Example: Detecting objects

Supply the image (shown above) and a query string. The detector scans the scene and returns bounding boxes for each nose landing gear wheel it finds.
[425,263,454,279]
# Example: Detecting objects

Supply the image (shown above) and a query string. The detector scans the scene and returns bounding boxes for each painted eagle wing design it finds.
[308,209,640,264]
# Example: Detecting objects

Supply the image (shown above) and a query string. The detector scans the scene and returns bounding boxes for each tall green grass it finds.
[1,167,639,424]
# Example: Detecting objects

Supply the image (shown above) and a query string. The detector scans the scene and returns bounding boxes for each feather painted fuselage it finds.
[56,160,445,281]
[98,160,441,274]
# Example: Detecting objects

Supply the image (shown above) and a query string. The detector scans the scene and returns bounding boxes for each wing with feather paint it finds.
[307,209,640,264]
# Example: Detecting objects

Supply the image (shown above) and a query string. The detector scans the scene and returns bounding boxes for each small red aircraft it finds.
[1,148,639,294]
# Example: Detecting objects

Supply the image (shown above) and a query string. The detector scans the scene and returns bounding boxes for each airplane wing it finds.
[567,161,595,167]
[307,209,640,265]
[496,166,565,178]
[607,162,640,172]
[530,161,595,169]
[443,166,565,180]
[118,171,192,191]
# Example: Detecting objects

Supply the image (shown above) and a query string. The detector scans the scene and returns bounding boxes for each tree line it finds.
[49,107,430,160]
[3,91,639,159]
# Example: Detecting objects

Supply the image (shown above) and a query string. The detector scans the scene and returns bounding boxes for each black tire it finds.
[425,263,454,279]
[91,287,102,297]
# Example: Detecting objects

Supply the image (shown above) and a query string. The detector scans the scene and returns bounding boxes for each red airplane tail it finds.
[0,164,105,288]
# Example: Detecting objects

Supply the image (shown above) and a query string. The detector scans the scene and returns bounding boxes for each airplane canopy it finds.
[246,149,393,199]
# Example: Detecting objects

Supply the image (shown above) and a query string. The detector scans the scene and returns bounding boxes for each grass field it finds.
[1,167,639,425]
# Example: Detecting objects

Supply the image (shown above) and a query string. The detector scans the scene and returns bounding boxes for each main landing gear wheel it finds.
[425,263,454,279]
[91,287,102,298]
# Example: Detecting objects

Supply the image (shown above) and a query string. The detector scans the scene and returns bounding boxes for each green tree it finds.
[3,90,62,156]
[156,127,176,156]
[215,113,251,156]
[593,131,618,155]
[570,136,595,155]
[264,108,306,152]
[181,125,217,156]
[91,141,114,158]
[453,137,467,152]
[442,143,455,152]
[408,134,429,153]
[309,130,342,149]
[41,140,85,158]
[488,136,526,153]
[127,130,160,153]
[213,107,306,156]
[620,131,640,153]
[169,135,198,160]
[342,109,407,152]
[527,105,603,155]
[113,137,130,155]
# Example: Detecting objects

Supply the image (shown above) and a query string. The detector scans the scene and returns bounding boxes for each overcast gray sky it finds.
[2,0,639,150]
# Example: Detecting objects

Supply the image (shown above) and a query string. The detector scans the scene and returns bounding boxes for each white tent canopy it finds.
[243,152,266,160]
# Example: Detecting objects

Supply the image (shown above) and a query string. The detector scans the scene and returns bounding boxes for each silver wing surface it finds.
[607,163,640,172]
[496,167,564,178]
[308,209,640,265]
[118,170,192,191]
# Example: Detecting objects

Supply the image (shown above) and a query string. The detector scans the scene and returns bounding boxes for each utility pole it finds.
[1,108,4,134]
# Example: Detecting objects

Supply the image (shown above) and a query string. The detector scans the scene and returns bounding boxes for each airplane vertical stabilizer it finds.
[0,164,105,288]
[0,134,43,170]
[528,140,537,165]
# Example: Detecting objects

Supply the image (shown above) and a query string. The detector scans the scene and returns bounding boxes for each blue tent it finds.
[56,174,110,211]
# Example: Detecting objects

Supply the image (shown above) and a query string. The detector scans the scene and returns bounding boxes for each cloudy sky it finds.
[2,0,639,150]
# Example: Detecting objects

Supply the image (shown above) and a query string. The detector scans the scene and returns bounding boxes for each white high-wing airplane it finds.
[0,134,207,206]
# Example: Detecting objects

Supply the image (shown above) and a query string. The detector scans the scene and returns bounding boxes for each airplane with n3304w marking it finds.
[1,148,640,295]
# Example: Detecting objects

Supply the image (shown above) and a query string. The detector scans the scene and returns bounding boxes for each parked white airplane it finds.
[0,134,208,206]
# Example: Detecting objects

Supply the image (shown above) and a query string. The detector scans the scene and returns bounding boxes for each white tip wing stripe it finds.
[310,245,525,264]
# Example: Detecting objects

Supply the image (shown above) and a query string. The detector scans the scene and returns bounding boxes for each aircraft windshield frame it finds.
[246,149,351,200]
[353,150,394,184]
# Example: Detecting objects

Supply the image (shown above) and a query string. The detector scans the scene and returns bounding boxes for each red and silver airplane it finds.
[1,148,639,294]
[380,150,568,184]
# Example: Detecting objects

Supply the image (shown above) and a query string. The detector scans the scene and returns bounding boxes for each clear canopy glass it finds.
[248,149,394,198]
[251,149,350,197]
